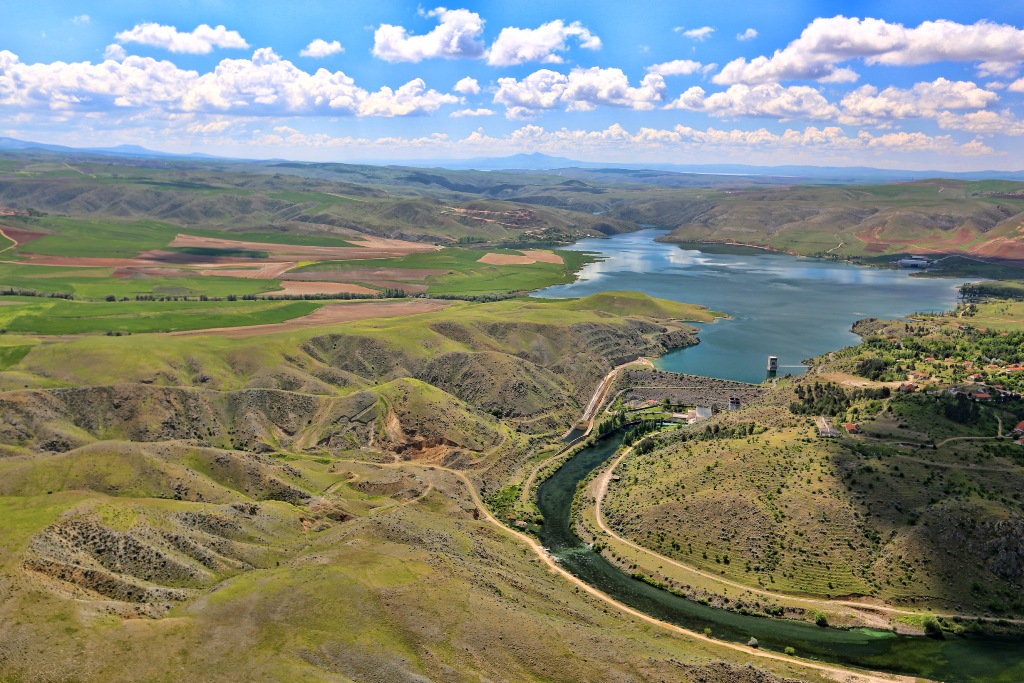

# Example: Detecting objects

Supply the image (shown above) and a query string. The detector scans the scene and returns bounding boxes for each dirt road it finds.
[591,445,1023,628]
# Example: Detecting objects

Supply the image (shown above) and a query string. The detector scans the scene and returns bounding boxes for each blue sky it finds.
[3,1,1024,169]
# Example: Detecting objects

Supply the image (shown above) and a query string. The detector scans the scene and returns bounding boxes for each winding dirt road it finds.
[340,457,915,683]
[520,359,652,508]
[591,444,1023,628]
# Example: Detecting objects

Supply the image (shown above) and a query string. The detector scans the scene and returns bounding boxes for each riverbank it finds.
[531,429,1024,683]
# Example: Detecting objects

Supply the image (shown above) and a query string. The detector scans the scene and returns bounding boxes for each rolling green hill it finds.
[0,292,816,683]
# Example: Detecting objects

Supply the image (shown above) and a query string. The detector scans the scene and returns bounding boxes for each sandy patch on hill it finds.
[520,250,563,264]
[170,234,438,260]
[477,252,533,265]
[198,262,296,279]
[170,299,450,338]
[274,281,377,296]
[288,267,445,282]
[477,250,564,265]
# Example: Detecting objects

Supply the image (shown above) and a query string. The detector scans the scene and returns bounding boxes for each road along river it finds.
[536,432,1024,682]
[533,232,1019,680]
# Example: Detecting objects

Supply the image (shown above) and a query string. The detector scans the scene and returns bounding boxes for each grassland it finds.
[0,290,824,683]
[558,290,724,321]
[0,298,321,334]
[0,263,281,298]
[0,450,822,683]
[14,216,188,257]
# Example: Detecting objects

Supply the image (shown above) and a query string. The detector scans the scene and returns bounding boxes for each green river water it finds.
[536,433,1024,682]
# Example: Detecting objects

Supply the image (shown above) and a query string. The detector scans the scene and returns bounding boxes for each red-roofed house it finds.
[1013,420,1024,435]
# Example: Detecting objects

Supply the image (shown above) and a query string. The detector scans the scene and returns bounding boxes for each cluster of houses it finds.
[948,383,1020,402]
[1012,419,1024,447]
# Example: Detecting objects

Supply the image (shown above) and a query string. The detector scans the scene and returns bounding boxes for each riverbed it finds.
[535,230,970,384]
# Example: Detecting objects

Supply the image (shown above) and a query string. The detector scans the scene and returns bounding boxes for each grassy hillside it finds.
[614,180,1024,278]
[0,290,825,683]
[0,298,321,334]
[558,290,723,321]
[598,298,1024,619]
[0,293,704,474]
[0,444,820,683]
[0,152,638,246]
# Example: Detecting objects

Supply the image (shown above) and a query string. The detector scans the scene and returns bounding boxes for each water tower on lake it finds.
[767,356,779,373]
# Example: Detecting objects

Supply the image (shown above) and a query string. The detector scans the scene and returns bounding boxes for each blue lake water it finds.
[535,229,970,384]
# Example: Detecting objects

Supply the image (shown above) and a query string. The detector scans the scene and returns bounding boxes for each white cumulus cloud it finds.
[453,76,480,94]
[72,15,90,25]
[715,16,1024,85]
[840,78,998,124]
[104,44,127,61]
[487,19,601,66]
[677,26,715,41]
[494,67,665,118]
[737,28,758,41]
[0,48,457,118]
[114,23,249,55]
[373,7,485,63]
[300,39,343,58]
[357,78,459,117]
[934,109,1024,135]
[451,108,494,117]
[646,59,703,76]
[666,83,839,121]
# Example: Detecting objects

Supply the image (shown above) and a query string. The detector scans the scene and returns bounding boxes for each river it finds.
[531,231,1023,680]
[536,432,1024,682]
[535,229,970,384]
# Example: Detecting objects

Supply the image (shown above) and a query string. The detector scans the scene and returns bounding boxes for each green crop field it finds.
[15,217,186,257]
[267,190,365,210]
[214,232,356,247]
[0,263,280,299]
[292,246,596,294]
[0,299,320,334]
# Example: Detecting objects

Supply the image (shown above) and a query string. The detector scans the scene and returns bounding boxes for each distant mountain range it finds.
[3,136,1024,182]
[0,137,226,160]
[391,152,1024,182]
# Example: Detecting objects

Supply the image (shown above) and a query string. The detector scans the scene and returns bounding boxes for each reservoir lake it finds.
[532,230,1024,681]
[535,229,970,384]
